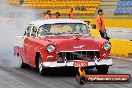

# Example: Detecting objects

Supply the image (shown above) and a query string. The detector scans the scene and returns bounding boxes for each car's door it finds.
[24,25,38,66]
[24,25,33,64]
[29,26,38,66]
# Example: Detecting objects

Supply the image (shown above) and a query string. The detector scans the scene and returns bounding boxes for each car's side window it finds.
[31,26,37,37]
[24,26,32,37]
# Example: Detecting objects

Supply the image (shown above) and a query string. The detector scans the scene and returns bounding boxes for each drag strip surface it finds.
[106,28,132,40]
[0,57,132,88]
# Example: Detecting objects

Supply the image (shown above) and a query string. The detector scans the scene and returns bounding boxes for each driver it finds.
[38,25,51,36]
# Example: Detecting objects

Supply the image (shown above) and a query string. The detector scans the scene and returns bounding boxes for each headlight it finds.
[46,44,56,53]
[103,42,111,51]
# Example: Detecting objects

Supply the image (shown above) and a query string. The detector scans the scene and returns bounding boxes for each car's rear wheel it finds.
[20,60,27,68]
[38,56,46,76]
[96,65,109,74]
[19,56,28,68]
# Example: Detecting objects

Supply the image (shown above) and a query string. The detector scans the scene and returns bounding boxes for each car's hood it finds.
[39,35,106,51]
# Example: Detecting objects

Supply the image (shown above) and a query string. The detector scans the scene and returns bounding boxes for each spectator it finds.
[55,12,61,19]
[75,5,80,11]
[44,10,51,19]
[68,8,74,19]
[80,6,85,11]
[96,9,109,40]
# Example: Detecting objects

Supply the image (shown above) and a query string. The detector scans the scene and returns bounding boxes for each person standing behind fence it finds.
[68,8,74,19]
[44,10,51,19]
[96,9,109,40]
[55,12,61,19]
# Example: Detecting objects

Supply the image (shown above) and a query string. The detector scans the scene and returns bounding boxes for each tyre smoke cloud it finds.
[0,0,37,67]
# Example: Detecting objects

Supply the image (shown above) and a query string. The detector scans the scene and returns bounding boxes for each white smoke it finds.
[0,0,38,67]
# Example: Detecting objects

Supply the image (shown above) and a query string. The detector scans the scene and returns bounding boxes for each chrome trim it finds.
[56,50,100,61]
[73,45,85,49]
[47,56,54,60]
[103,54,111,57]
[57,50,100,52]
[42,59,113,67]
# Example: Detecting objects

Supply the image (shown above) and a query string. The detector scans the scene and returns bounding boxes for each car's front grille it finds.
[56,51,100,61]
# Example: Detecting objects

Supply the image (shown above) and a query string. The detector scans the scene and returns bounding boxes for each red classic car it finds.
[14,19,112,75]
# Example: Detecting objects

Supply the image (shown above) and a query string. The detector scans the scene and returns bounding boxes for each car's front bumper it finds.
[42,59,113,68]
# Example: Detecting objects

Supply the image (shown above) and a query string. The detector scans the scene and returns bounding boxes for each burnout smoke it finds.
[0,0,37,67]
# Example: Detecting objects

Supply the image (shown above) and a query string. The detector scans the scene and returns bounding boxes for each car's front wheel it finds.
[38,56,46,76]
[96,65,109,74]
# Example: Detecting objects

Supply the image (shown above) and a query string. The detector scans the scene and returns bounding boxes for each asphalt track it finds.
[107,28,132,40]
[0,50,132,88]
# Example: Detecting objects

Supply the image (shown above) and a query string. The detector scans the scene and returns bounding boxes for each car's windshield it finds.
[38,23,89,36]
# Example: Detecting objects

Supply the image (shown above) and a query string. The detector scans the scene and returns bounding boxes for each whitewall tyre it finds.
[38,56,45,76]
